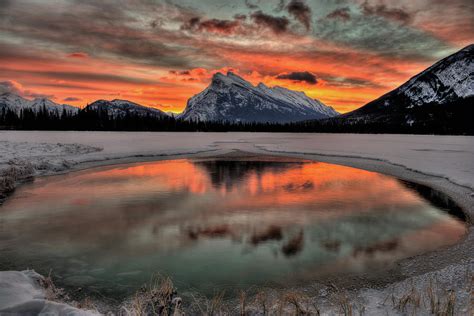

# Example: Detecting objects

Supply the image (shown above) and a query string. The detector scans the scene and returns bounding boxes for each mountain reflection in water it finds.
[0,158,466,298]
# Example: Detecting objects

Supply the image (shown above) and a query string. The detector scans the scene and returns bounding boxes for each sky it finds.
[0,0,472,113]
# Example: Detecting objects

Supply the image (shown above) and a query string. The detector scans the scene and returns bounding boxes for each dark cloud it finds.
[181,17,241,35]
[0,80,54,99]
[40,71,157,85]
[0,0,205,68]
[169,70,191,75]
[64,97,81,102]
[0,68,160,85]
[244,0,259,10]
[276,71,317,84]
[233,14,247,21]
[361,1,413,24]
[326,7,351,21]
[286,0,312,30]
[0,0,12,12]
[314,8,453,60]
[0,80,23,95]
[250,11,290,34]
[181,17,200,30]
[33,82,99,91]
[321,75,386,89]
[0,0,468,87]
[0,43,63,64]
[275,0,286,12]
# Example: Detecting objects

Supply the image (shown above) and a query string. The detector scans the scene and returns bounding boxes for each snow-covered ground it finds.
[0,270,98,315]
[0,131,473,315]
[1,131,473,189]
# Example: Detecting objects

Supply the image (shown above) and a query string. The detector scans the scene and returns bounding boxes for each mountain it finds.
[0,93,79,116]
[339,44,473,133]
[178,72,338,123]
[84,99,167,118]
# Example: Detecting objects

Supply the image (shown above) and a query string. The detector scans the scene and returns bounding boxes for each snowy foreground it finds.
[0,131,473,315]
[0,271,98,315]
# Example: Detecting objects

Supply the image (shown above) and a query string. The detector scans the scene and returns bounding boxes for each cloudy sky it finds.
[0,0,472,113]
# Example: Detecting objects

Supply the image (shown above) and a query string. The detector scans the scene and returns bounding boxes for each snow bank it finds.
[0,270,98,315]
[0,139,102,200]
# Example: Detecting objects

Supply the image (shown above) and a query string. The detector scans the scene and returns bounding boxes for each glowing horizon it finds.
[0,0,472,114]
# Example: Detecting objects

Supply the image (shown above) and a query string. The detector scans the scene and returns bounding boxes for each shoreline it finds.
[0,136,472,314]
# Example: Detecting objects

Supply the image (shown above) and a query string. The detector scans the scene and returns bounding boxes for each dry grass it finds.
[24,264,473,315]
[0,162,35,197]
[393,284,422,315]
[282,291,310,315]
[188,288,321,315]
[37,271,100,314]
[207,291,226,315]
[190,290,228,315]
[424,278,458,316]
[40,270,69,302]
[386,276,470,316]
[335,292,353,316]
[239,290,247,316]
[121,274,182,316]
[0,173,15,193]
[254,291,268,315]
[247,289,320,316]
[74,296,98,311]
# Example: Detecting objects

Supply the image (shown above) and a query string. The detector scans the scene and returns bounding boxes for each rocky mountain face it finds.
[84,99,167,118]
[341,44,473,131]
[178,72,338,123]
[0,93,79,116]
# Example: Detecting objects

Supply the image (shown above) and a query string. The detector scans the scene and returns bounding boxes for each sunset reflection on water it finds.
[0,158,466,297]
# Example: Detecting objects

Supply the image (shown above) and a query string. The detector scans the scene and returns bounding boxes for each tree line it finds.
[0,105,472,135]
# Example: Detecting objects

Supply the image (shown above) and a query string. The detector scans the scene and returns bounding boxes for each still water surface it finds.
[0,158,466,298]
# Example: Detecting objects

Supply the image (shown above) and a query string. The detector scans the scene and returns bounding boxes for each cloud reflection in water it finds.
[0,158,466,297]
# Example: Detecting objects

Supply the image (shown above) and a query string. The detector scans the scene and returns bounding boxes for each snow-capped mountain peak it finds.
[0,93,28,107]
[178,72,339,123]
[211,72,255,91]
[339,44,473,131]
[397,44,473,106]
[85,99,167,118]
[0,93,79,116]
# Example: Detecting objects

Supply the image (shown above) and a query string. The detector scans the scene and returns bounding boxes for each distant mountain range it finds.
[85,99,167,119]
[178,72,339,123]
[0,74,338,124]
[1,44,472,134]
[0,93,78,116]
[337,44,473,130]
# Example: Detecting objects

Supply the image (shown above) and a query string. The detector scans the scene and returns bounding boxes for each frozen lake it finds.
[1,131,474,190]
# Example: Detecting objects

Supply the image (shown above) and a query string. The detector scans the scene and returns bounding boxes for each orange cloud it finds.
[67,52,89,58]
[0,37,464,114]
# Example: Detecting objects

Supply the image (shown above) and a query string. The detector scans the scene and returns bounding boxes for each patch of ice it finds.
[0,270,99,315]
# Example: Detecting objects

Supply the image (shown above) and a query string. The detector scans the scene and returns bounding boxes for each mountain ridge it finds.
[178,72,339,123]
[340,44,473,127]
[0,94,169,119]
[0,93,79,116]
[84,99,167,119]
